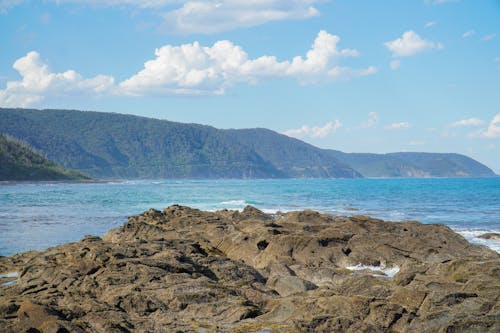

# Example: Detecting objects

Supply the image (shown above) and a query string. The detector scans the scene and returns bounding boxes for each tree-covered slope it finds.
[225,128,362,178]
[0,135,89,181]
[0,108,495,179]
[0,108,283,179]
[327,150,496,178]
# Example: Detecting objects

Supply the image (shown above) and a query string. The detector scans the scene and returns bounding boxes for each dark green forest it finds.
[0,134,89,181]
[0,108,495,179]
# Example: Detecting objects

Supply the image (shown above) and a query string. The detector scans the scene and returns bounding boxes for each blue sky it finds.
[1,0,499,172]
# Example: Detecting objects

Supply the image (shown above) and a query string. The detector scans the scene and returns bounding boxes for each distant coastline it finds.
[1,108,496,180]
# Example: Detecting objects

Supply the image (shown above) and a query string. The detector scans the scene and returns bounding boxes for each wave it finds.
[219,200,248,206]
[345,264,400,278]
[455,229,500,253]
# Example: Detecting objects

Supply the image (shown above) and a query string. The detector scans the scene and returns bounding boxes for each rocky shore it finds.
[1,205,499,332]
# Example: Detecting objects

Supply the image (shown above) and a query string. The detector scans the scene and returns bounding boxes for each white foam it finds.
[1,280,16,286]
[345,264,400,278]
[260,208,293,214]
[220,200,248,206]
[455,229,500,253]
[0,272,18,279]
[0,271,18,287]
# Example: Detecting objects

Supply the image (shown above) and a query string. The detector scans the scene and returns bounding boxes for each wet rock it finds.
[0,205,498,332]
[478,232,500,241]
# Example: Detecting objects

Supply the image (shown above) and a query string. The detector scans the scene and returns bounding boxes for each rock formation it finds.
[1,206,499,332]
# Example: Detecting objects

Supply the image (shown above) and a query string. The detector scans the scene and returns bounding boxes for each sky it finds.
[1,0,499,173]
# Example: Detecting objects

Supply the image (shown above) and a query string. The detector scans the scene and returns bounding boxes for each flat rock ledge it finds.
[1,205,499,333]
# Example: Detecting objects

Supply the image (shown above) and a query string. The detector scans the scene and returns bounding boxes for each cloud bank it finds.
[0,31,376,107]
[1,0,323,34]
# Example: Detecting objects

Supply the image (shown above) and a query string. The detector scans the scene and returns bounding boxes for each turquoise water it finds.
[0,178,499,256]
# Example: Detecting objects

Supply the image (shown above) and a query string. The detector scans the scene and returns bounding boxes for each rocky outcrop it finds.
[1,206,499,332]
[479,233,500,241]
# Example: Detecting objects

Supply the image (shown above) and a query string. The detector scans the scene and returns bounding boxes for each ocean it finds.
[0,178,499,256]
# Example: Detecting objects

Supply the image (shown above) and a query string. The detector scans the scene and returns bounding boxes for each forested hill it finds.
[0,135,89,181]
[326,151,496,178]
[0,108,496,179]
[226,128,496,178]
[224,128,361,178]
[0,108,286,179]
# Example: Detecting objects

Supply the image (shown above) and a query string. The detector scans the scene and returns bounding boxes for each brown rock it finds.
[478,232,500,240]
[0,205,498,332]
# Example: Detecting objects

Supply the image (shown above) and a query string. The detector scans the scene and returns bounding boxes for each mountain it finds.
[0,108,495,179]
[0,135,89,181]
[0,108,286,179]
[225,128,361,178]
[226,129,495,178]
[327,151,496,178]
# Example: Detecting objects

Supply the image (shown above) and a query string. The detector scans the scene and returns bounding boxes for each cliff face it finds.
[1,206,498,332]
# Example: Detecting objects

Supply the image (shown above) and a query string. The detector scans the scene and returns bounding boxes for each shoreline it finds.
[1,206,499,257]
[0,179,116,186]
[1,205,499,332]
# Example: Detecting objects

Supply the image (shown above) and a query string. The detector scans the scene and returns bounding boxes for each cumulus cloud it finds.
[481,114,500,138]
[449,118,484,127]
[0,51,114,107]
[283,120,342,139]
[2,1,323,33]
[385,122,411,130]
[1,31,376,106]
[385,31,443,57]
[120,30,375,96]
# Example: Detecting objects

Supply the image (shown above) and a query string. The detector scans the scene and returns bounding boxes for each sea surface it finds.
[0,178,499,256]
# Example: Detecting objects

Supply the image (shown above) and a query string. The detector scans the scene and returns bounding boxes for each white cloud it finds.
[1,31,376,106]
[283,120,342,139]
[385,122,411,130]
[385,31,443,57]
[2,1,323,33]
[409,140,425,145]
[462,30,475,38]
[482,114,500,138]
[449,118,484,127]
[425,21,436,28]
[162,0,321,34]
[120,30,375,96]
[360,112,379,128]
[0,51,114,107]
[481,34,496,42]
[390,60,401,70]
